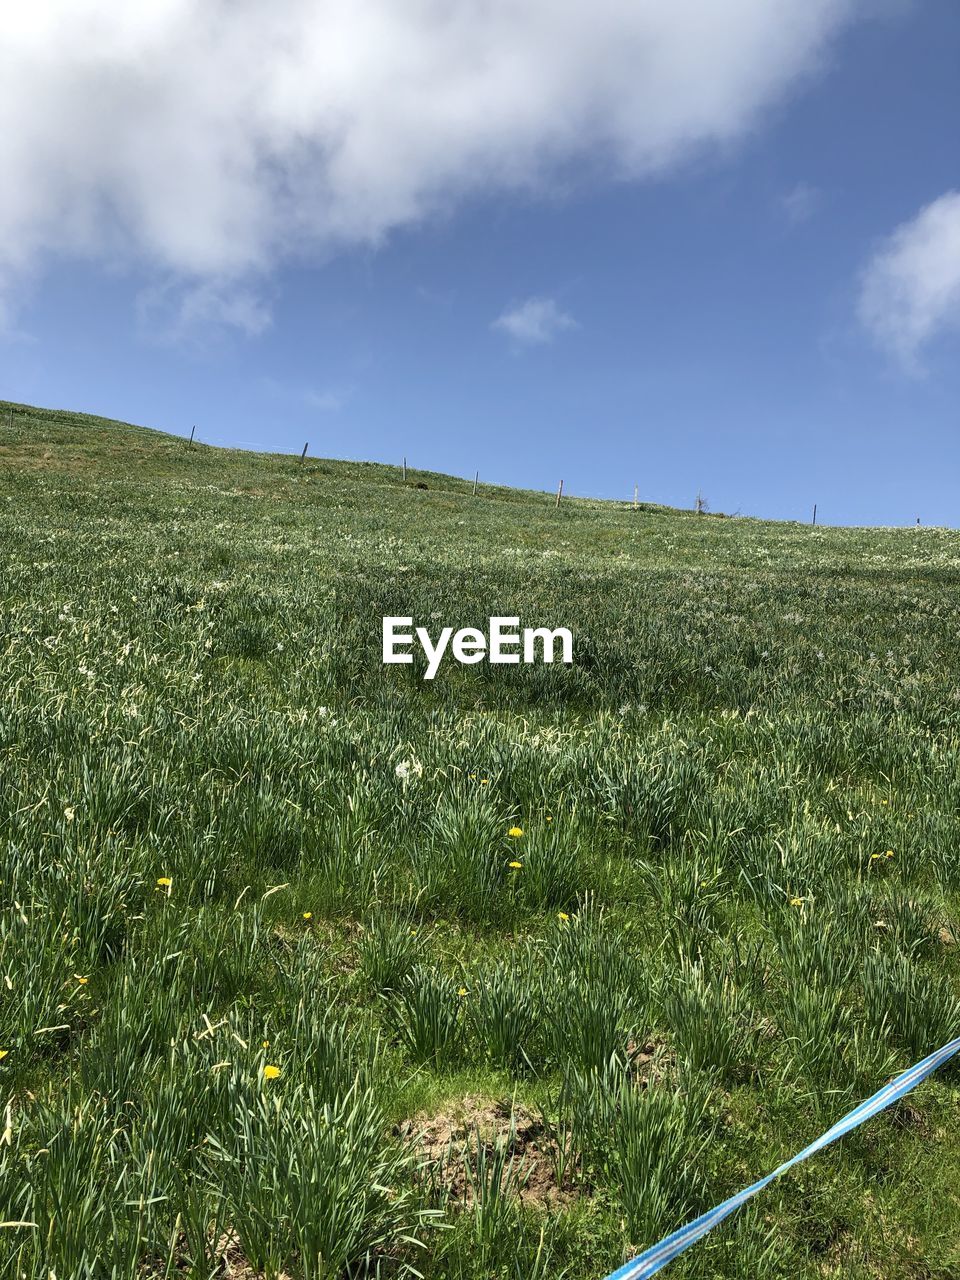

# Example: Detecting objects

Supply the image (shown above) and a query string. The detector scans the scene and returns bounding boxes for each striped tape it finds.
[605,1032,960,1280]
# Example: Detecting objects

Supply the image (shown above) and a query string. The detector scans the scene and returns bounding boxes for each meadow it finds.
[0,398,959,1279]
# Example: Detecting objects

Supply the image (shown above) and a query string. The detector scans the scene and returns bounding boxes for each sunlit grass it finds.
[0,399,958,1277]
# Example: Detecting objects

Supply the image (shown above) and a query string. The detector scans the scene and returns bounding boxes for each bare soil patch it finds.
[396,1094,574,1208]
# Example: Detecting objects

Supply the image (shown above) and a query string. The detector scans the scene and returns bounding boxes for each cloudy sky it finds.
[2,1,958,524]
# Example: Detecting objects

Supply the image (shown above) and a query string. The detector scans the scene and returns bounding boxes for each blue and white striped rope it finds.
[604,1032,960,1280]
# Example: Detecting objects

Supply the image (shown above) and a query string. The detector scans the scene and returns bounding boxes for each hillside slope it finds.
[0,398,959,1279]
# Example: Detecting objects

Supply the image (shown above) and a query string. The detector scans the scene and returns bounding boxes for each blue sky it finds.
[2,1,959,526]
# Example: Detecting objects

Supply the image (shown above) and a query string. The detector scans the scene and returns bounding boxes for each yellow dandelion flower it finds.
[789,897,805,907]
[885,850,894,858]
[457,986,468,997]
[262,1040,270,1048]
[508,826,524,838]
[508,860,522,870]
[263,1064,281,1080]
[870,853,882,861]
[546,816,553,823]
[302,911,313,920]
[156,876,172,887]
[75,975,89,985]
[557,911,570,922]
[480,779,489,785]
[0,1050,8,1061]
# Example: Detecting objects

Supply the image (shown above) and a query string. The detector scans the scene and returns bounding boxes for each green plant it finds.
[207,1077,437,1279]
[388,965,464,1065]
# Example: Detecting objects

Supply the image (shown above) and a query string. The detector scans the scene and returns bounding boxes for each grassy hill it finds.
[0,398,959,1279]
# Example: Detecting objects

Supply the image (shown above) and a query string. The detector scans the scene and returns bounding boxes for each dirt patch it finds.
[396,1095,574,1208]
[141,1230,290,1279]
[213,1234,293,1280]
[887,1100,928,1133]
[626,1038,669,1079]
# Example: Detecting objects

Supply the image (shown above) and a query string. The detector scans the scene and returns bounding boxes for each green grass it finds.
[0,397,959,1278]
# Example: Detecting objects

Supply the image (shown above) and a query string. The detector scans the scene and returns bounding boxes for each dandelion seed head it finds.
[395,756,423,781]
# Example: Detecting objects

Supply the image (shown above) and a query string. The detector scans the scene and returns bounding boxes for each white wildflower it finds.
[395,756,424,782]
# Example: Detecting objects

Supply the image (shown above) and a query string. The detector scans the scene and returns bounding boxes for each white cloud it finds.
[781,181,823,225]
[302,387,350,412]
[259,377,352,412]
[137,279,273,345]
[1,1,871,331]
[492,297,577,346]
[859,191,960,370]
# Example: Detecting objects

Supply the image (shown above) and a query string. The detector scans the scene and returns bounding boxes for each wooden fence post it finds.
[189,425,196,448]
[812,504,817,526]
[555,479,563,509]
[402,457,407,482]
[300,442,309,465]
[473,471,479,497]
